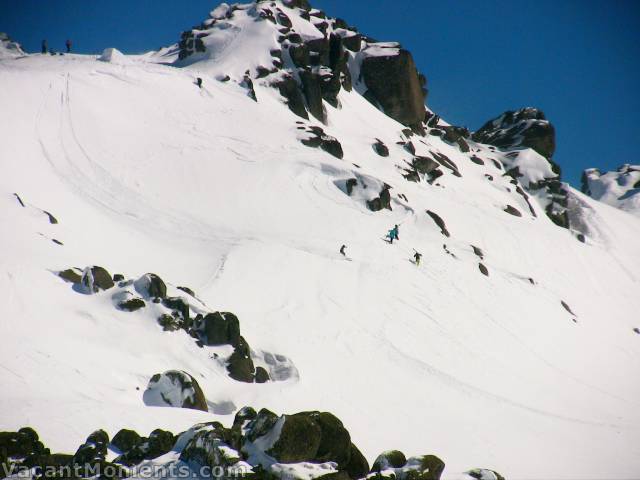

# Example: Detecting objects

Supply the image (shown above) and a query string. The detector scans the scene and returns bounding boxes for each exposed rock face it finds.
[300,125,344,159]
[117,297,146,312]
[111,428,175,466]
[503,205,522,217]
[367,184,392,211]
[134,273,167,299]
[195,312,241,346]
[111,429,141,453]
[426,210,450,237]
[275,75,308,119]
[227,336,256,383]
[373,139,389,157]
[143,370,208,411]
[473,108,555,159]
[81,266,114,293]
[58,268,83,284]
[360,46,427,129]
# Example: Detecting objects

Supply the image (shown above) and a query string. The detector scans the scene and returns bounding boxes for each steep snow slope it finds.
[582,164,640,217]
[1,6,640,480]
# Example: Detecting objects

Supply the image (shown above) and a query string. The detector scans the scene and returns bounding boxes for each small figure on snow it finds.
[41,40,48,54]
[413,251,422,266]
[387,224,399,244]
[340,245,346,256]
[196,77,203,88]
[65,39,72,53]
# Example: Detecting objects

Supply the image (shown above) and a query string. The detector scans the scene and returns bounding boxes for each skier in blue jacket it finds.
[388,224,399,244]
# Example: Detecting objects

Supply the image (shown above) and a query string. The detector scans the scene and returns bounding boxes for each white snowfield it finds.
[1,24,640,480]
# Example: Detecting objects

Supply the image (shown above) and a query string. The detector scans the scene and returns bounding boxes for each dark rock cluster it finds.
[473,108,570,229]
[3,406,506,480]
[56,266,285,384]
[473,108,555,160]
[299,124,344,158]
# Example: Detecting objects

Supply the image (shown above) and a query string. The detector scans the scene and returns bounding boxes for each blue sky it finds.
[2,0,639,187]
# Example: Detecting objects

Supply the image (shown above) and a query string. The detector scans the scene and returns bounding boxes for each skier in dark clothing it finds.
[41,40,48,54]
[387,224,399,244]
[413,251,422,266]
[196,77,203,88]
[65,39,72,53]
[339,245,346,256]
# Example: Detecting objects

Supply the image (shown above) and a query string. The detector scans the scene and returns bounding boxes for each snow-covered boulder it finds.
[97,48,132,65]
[143,370,208,411]
[133,273,167,300]
[465,468,505,480]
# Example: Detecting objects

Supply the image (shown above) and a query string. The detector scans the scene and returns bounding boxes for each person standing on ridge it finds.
[196,77,203,88]
[65,39,72,53]
[413,251,422,266]
[41,40,47,54]
[340,245,346,256]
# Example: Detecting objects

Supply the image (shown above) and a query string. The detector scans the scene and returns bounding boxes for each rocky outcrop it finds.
[117,297,146,312]
[2,411,493,480]
[473,108,555,159]
[227,336,257,383]
[360,45,427,129]
[300,125,344,159]
[111,428,175,466]
[503,205,522,217]
[426,210,450,237]
[194,312,241,347]
[143,370,208,411]
[473,108,573,228]
[275,75,308,119]
[56,266,293,384]
[133,273,167,300]
[367,184,392,211]
[373,139,389,157]
[81,266,114,293]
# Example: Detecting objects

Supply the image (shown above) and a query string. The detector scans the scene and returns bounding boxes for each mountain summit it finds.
[1,1,639,479]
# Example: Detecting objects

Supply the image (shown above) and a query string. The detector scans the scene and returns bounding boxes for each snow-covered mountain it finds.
[1,2,639,480]
[581,164,640,217]
[0,32,25,59]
